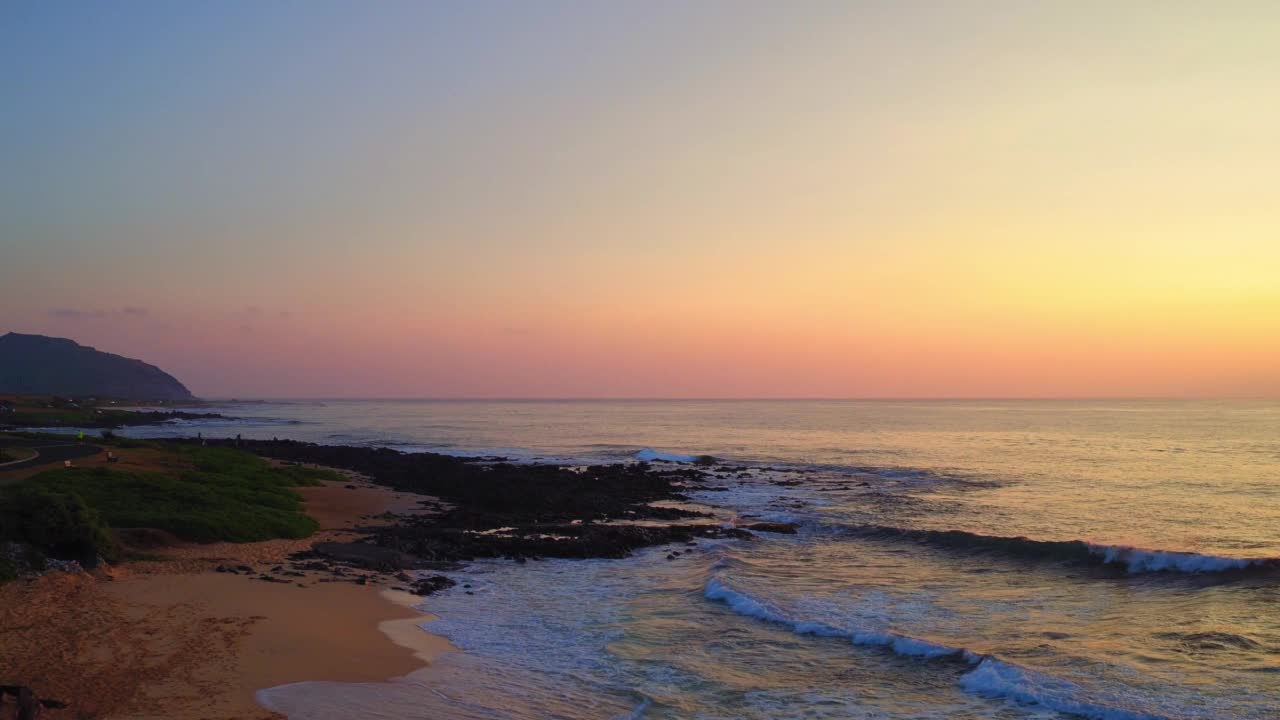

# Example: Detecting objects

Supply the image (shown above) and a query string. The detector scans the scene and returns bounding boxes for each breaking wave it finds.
[703,578,1184,720]
[832,524,1280,574]
[958,657,1183,720]
[634,448,697,463]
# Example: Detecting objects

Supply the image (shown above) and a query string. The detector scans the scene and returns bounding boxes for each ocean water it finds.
[109,399,1279,718]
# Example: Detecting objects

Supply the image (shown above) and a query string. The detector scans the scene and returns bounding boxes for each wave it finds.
[1086,544,1273,573]
[634,449,697,463]
[1153,630,1262,652]
[959,657,1181,720]
[833,524,1280,575]
[850,630,966,659]
[703,579,1183,720]
[704,578,968,657]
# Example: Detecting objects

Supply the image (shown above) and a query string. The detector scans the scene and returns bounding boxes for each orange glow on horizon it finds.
[4,3,1279,398]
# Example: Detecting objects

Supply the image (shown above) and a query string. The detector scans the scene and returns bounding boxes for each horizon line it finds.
[196,395,1279,402]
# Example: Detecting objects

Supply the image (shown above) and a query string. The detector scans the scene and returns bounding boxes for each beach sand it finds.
[0,474,454,720]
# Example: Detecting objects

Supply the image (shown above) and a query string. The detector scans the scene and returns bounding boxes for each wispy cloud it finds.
[49,308,106,319]
[49,307,150,320]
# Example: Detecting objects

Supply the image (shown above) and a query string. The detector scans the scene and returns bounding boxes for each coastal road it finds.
[0,439,103,473]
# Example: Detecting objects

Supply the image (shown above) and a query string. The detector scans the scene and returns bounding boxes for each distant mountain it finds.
[0,333,195,401]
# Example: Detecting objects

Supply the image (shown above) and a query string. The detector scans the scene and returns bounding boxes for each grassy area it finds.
[0,445,342,574]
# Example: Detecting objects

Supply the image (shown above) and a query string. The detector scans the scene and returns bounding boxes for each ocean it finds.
[110,399,1280,718]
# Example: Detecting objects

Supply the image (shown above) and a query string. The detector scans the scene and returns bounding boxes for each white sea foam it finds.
[958,658,1178,720]
[634,448,696,463]
[704,578,1186,720]
[703,577,966,659]
[703,578,791,624]
[1087,543,1275,574]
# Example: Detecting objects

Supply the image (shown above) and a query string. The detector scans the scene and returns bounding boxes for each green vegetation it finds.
[0,485,119,564]
[182,445,341,490]
[0,446,340,578]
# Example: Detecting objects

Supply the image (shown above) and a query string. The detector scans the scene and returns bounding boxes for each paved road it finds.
[0,439,103,472]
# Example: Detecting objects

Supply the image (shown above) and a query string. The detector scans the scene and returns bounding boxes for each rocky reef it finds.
[200,439,790,564]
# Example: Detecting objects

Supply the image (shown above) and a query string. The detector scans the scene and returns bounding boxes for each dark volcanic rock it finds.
[0,685,67,719]
[411,575,456,595]
[0,332,194,400]
[237,439,712,525]
[173,439,750,568]
[374,518,748,563]
[312,541,420,570]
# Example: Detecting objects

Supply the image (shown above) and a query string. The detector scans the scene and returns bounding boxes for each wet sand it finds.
[101,575,452,720]
[0,475,454,719]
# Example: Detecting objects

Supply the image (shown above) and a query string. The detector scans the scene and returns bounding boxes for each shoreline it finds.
[3,430,738,719]
[99,572,453,720]
[0,474,456,720]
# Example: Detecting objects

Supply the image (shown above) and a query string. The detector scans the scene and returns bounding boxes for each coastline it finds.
[0,474,455,720]
[3,426,751,719]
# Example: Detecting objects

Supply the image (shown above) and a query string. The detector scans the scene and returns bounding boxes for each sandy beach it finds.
[0,472,453,720]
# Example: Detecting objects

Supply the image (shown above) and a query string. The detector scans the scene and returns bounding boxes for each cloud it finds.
[49,307,151,320]
[49,308,106,319]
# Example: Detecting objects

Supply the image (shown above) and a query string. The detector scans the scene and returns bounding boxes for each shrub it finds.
[0,486,120,565]
[0,548,16,583]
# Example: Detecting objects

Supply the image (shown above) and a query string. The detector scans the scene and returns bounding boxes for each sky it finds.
[2,1,1278,398]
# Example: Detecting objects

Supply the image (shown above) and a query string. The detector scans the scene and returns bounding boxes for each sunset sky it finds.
[3,2,1278,398]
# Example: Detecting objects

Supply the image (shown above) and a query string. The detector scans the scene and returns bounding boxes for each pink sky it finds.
[4,3,1279,398]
